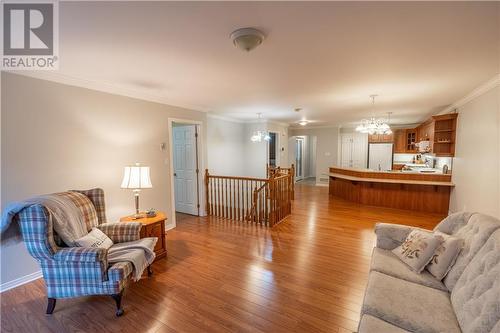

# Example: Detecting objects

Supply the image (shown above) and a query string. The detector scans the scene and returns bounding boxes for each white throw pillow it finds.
[75,228,113,249]
[426,231,464,280]
[392,229,443,273]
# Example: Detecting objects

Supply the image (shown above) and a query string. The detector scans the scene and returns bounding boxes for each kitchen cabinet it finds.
[391,113,457,156]
[405,129,417,152]
[432,113,458,156]
[368,133,393,143]
[393,129,406,153]
[340,133,368,169]
[417,120,434,143]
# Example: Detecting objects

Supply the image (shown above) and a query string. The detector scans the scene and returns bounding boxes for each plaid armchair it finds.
[16,188,148,317]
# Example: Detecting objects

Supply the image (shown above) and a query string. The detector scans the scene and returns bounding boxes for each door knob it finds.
[174,173,177,177]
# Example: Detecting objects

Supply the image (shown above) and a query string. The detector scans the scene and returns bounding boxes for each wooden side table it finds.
[120,211,167,261]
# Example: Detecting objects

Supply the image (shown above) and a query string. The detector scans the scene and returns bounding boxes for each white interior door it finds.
[173,125,198,215]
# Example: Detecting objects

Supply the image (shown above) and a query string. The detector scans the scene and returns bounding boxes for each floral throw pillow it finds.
[392,229,443,273]
[426,231,464,280]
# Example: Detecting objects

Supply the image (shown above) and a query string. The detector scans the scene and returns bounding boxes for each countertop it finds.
[329,167,454,186]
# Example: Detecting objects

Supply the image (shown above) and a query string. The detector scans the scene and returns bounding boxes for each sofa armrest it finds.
[98,222,142,243]
[374,223,415,250]
[53,247,107,263]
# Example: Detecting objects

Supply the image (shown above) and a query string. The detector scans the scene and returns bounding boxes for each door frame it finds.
[267,131,280,167]
[295,136,306,181]
[167,118,206,230]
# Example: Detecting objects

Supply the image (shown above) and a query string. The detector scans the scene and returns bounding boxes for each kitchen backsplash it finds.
[393,153,416,163]
[435,157,453,170]
[394,153,453,170]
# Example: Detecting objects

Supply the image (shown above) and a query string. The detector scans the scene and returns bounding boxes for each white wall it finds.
[288,135,316,178]
[449,84,500,218]
[207,116,245,176]
[289,127,340,184]
[242,123,268,178]
[1,72,207,286]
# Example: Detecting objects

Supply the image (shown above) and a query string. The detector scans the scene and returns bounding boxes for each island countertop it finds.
[329,167,454,186]
[328,167,453,214]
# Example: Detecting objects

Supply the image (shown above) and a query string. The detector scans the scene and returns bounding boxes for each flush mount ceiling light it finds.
[298,120,308,126]
[355,95,392,135]
[294,108,302,113]
[230,27,265,52]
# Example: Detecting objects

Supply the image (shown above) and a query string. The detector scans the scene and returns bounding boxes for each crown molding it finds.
[439,74,500,114]
[207,114,290,127]
[207,113,245,123]
[289,124,340,130]
[244,119,290,127]
[266,120,290,128]
[6,71,208,113]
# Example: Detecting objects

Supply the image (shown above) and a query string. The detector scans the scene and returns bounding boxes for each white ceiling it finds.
[28,1,500,127]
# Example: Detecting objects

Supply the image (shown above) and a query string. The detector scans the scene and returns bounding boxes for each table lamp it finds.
[121,163,153,218]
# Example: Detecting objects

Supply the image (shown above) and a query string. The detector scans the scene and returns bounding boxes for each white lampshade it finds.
[121,164,152,189]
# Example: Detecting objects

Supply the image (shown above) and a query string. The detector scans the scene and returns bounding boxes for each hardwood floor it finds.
[1,183,444,333]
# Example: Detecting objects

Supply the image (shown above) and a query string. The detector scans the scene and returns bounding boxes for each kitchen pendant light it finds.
[355,95,392,135]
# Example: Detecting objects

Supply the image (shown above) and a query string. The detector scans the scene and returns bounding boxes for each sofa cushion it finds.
[426,231,464,280]
[443,214,500,291]
[451,229,500,333]
[358,314,411,333]
[371,248,447,291]
[434,212,475,235]
[362,271,461,333]
[392,229,443,273]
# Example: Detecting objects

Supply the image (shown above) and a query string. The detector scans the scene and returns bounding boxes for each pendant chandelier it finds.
[355,95,392,135]
[250,113,271,142]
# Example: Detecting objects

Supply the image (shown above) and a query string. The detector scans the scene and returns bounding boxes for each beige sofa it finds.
[358,212,500,333]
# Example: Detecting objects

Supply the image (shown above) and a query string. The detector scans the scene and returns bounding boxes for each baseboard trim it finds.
[0,270,42,293]
[315,182,329,187]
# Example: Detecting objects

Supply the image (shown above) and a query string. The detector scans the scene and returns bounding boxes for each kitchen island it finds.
[329,167,453,214]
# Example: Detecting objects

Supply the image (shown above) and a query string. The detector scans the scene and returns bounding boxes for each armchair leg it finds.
[46,298,56,314]
[147,265,153,276]
[111,291,124,317]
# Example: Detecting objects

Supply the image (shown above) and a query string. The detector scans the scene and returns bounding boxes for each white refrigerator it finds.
[368,143,393,171]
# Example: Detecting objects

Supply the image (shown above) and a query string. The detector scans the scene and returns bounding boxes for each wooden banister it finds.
[205,167,293,227]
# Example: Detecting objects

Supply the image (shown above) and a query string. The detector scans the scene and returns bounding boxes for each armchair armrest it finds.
[374,223,415,250]
[98,222,142,243]
[53,247,107,263]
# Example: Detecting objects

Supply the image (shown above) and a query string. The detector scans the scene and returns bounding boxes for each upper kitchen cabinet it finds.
[392,113,458,156]
[368,133,393,143]
[432,113,458,157]
[393,129,407,153]
[405,129,417,153]
[417,119,435,142]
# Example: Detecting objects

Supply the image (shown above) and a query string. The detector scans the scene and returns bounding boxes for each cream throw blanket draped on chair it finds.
[1,194,87,245]
[107,238,157,281]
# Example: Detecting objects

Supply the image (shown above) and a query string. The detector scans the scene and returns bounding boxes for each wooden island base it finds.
[329,167,453,214]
